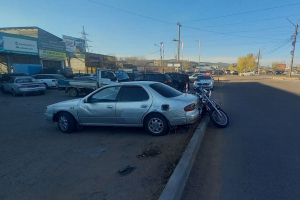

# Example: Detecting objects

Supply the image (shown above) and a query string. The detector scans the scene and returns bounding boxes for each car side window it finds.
[89,86,121,103]
[119,86,149,102]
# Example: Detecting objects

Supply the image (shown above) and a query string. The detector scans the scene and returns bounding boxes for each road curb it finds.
[272,77,299,80]
[159,116,210,200]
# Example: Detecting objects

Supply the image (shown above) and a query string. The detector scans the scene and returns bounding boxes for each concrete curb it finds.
[272,77,299,80]
[159,116,210,200]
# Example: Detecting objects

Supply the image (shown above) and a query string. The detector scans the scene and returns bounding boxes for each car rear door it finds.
[115,86,152,124]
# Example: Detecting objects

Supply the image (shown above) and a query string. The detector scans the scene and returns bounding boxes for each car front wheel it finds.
[57,112,76,133]
[144,113,169,136]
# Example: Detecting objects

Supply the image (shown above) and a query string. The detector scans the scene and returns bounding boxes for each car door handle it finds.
[141,104,148,108]
[107,105,114,109]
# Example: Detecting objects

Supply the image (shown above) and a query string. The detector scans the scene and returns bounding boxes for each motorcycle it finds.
[195,87,229,128]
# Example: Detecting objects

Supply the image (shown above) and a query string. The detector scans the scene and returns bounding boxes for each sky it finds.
[1,0,300,66]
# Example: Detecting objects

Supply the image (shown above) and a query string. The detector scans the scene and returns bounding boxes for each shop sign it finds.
[39,49,66,60]
[38,38,66,52]
[0,33,38,55]
[62,35,85,53]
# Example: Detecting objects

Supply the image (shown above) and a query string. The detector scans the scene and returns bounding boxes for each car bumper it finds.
[194,85,213,90]
[44,112,54,123]
[18,88,46,94]
[168,108,200,126]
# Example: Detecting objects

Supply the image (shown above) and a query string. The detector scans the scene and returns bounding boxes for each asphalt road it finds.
[0,88,196,200]
[183,75,300,200]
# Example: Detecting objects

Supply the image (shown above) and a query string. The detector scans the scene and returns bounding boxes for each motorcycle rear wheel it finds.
[209,108,229,128]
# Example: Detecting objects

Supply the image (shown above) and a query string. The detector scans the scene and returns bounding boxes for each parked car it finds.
[231,71,238,75]
[167,73,189,91]
[189,73,202,83]
[274,70,282,75]
[127,73,143,81]
[114,70,130,82]
[140,73,173,87]
[73,73,97,81]
[186,72,194,76]
[193,75,214,90]
[45,82,201,136]
[266,71,273,74]
[240,71,254,76]
[225,70,231,74]
[0,73,29,83]
[1,77,46,96]
[32,74,66,88]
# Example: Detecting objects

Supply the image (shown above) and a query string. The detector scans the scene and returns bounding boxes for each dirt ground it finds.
[0,89,199,200]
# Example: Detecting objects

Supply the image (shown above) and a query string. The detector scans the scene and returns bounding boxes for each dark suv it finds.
[167,73,190,92]
[140,73,173,87]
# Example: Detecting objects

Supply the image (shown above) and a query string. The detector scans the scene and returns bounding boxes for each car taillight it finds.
[184,103,196,111]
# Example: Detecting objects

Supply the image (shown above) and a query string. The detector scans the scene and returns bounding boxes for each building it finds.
[0,27,66,74]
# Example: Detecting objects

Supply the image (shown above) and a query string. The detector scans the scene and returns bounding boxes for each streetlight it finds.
[258,46,265,75]
[154,44,162,71]
[196,40,201,72]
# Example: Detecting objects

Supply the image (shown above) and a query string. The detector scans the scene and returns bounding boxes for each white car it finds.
[193,75,214,90]
[240,71,254,76]
[32,74,66,88]
[189,73,204,83]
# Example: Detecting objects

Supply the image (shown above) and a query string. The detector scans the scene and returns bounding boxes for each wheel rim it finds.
[59,115,68,131]
[148,118,164,134]
[211,110,228,125]
[70,89,77,97]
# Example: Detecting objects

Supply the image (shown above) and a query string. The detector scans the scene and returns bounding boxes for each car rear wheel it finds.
[12,89,18,97]
[68,88,79,97]
[144,113,169,136]
[44,83,49,89]
[57,112,76,133]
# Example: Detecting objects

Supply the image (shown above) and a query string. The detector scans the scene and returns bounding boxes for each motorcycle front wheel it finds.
[209,108,229,128]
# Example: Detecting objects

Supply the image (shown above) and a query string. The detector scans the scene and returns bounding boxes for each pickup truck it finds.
[57,69,118,97]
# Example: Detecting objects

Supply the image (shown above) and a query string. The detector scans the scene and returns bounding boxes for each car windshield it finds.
[115,72,129,79]
[197,76,212,80]
[15,78,35,83]
[149,83,182,98]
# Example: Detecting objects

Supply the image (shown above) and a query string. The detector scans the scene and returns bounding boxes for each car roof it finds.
[119,81,158,86]
[14,76,33,79]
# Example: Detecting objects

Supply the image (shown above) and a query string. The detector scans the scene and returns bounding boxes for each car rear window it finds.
[197,76,212,80]
[16,78,35,83]
[149,83,182,98]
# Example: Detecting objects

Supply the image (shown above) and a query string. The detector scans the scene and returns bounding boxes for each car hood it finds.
[51,98,81,107]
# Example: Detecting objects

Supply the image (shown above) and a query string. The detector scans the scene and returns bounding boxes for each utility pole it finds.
[197,40,201,72]
[160,42,164,73]
[257,49,261,75]
[289,21,298,77]
[177,22,181,62]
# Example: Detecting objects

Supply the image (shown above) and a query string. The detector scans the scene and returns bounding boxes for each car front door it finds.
[77,86,121,125]
[115,86,152,124]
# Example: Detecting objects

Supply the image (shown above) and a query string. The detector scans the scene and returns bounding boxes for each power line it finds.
[183,2,300,23]
[140,50,160,57]
[264,38,293,55]
[181,25,290,40]
[86,0,176,25]
[199,14,300,29]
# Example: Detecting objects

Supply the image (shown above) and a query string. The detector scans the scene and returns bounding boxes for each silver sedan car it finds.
[1,77,46,96]
[45,82,202,136]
